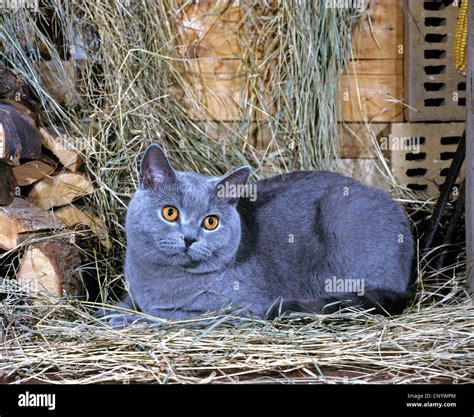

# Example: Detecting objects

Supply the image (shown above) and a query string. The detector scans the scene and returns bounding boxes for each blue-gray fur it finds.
[118,144,414,324]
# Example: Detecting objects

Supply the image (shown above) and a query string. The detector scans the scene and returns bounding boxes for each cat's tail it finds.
[266,289,413,319]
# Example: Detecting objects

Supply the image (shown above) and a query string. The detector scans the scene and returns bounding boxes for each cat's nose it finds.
[183,236,196,248]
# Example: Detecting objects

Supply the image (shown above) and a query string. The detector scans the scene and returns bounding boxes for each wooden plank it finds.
[176,1,242,59]
[194,121,273,149]
[175,56,270,121]
[180,73,271,121]
[339,123,389,159]
[181,75,245,121]
[352,0,404,60]
[346,59,403,75]
[340,60,404,122]
[466,0,474,294]
[173,1,271,122]
[338,158,390,191]
[175,57,247,76]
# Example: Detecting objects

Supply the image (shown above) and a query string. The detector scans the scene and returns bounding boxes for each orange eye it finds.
[203,215,219,231]
[162,206,179,222]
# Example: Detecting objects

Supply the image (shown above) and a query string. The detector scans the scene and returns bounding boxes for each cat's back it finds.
[239,170,400,216]
[238,170,361,220]
[235,170,411,285]
[253,170,355,199]
[235,171,359,265]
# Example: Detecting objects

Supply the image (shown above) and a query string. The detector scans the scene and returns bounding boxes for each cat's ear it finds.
[140,144,176,189]
[216,166,251,204]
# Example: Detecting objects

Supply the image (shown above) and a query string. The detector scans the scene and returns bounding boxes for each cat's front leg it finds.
[110,307,207,328]
[95,295,136,320]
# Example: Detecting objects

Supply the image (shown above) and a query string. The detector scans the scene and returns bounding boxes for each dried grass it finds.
[0,1,472,384]
[1,263,472,384]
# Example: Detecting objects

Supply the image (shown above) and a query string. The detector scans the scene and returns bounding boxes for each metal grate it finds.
[389,122,465,197]
[404,0,466,121]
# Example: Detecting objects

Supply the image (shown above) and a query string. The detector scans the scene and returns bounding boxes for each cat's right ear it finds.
[140,144,176,189]
[216,166,251,204]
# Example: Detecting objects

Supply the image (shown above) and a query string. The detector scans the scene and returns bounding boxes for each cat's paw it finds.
[108,314,130,329]
[107,313,147,329]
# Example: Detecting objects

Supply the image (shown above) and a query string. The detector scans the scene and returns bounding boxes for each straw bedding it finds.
[0,1,472,384]
[1,268,472,384]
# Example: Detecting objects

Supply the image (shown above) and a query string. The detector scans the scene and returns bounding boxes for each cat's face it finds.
[126,145,251,274]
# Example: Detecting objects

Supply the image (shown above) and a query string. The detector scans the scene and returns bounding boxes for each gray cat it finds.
[112,144,413,325]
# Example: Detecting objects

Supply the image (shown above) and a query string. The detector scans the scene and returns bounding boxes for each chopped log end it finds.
[40,127,83,172]
[17,238,83,301]
[0,197,61,250]
[28,172,94,210]
[13,159,56,186]
[56,205,112,251]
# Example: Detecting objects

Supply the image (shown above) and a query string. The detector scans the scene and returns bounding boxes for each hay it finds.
[0,265,472,384]
[0,1,472,384]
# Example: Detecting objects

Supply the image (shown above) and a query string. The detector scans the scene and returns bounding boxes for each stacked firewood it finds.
[0,64,108,301]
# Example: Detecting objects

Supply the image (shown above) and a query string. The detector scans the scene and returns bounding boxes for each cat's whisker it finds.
[134,249,158,262]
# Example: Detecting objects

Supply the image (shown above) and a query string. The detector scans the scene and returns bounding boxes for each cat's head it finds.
[126,144,251,274]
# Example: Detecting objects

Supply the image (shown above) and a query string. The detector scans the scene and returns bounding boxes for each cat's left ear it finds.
[216,166,251,204]
[140,144,176,189]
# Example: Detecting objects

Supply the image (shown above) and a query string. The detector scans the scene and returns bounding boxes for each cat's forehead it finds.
[176,171,220,209]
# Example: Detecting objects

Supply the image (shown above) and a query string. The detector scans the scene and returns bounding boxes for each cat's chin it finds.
[160,251,219,274]
[179,261,222,274]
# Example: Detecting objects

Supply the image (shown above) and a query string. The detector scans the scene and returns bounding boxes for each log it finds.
[0,160,18,206]
[13,158,56,186]
[28,173,94,210]
[0,63,36,109]
[0,198,61,250]
[40,127,83,172]
[0,102,42,165]
[56,205,112,251]
[0,99,36,121]
[17,238,83,301]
